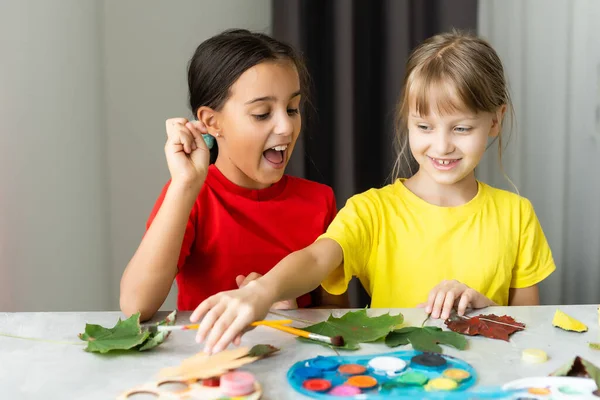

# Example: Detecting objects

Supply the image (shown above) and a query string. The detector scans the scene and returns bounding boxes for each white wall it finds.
[477,0,600,304]
[0,1,111,311]
[0,0,272,311]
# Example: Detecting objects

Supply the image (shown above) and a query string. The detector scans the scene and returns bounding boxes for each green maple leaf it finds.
[78,311,177,353]
[139,310,177,351]
[385,326,467,353]
[299,309,404,350]
[78,313,149,353]
[590,343,600,350]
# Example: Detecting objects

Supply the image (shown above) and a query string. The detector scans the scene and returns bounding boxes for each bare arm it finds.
[260,238,344,303]
[190,238,344,353]
[120,181,201,321]
[508,285,540,306]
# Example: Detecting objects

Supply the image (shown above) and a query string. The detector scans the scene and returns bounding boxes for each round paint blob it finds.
[395,371,429,386]
[411,353,447,368]
[328,385,362,396]
[200,377,220,387]
[558,385,584,395]
[368,356,407,374]
[309,357,340,371]
[346,375,378,389]
[220,371,256,396]
[443,368,471,382]
[295,367,322,380]
[338,363,367,375]
[528,387,551,395]
[303,378,332,392]
[426,377,458,391]
[381,381,401,391]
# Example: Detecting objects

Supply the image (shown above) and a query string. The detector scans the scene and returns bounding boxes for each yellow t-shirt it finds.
[319,180,556,307]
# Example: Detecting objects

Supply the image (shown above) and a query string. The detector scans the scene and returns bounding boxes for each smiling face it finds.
[205,60,302,190]
[390,32,513,188]
[405,81,505,188]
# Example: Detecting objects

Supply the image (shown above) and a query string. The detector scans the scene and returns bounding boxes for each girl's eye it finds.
[454,126,471,133]
[417,124,431,132]
[287,108,299,116]
[253,113,270,121]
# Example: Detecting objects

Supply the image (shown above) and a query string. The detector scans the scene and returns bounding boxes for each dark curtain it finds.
[273,0,478,307]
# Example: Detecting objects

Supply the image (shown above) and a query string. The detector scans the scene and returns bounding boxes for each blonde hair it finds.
[391,30,515,188]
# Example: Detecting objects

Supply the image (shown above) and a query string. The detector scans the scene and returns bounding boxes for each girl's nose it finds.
[434,131,455,154]
[274,110,294,136]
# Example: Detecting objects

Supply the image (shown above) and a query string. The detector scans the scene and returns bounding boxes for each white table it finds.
[1,305,599,399]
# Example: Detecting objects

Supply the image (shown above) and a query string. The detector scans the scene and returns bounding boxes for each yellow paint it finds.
[425,378,458,391]
[443,368,471,382]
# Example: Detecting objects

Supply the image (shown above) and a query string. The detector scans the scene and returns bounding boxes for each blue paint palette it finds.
[287,350,481,399]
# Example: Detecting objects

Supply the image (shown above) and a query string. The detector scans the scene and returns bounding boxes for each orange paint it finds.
[528,387,551,395]
[338,364,367,375]
[346,375,378,389]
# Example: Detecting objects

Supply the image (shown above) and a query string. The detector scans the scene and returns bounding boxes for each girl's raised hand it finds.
[420,279,496,319]
[189,281,276,355]
[164,118,211,186]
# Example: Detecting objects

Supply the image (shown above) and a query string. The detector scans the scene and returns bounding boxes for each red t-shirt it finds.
[146,164,337,311]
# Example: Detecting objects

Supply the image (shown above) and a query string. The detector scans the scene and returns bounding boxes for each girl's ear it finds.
[489,104,507,137]
[197,107,221,138]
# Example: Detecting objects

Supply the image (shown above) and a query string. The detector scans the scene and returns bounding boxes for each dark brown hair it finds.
[187,29,311,163]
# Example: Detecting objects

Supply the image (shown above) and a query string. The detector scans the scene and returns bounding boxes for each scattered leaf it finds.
[385,326,467,353]
[299,309,404,350]
[551,356,600,390]
[589,343,600,351]
[78,313,149,353]
[78,311,177,353]
[444,314,525,341]
[139,310,177,351]
[552,309,588,332]
[246,344,279,358]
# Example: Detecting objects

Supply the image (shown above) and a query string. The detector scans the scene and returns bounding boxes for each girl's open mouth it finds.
[263,145,288,169]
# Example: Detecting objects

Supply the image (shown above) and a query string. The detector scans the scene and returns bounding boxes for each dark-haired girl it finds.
[120,29,347,322]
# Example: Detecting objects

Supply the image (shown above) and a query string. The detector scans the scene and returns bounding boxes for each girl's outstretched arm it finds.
[235,273,350,309]
[190,238,343,354]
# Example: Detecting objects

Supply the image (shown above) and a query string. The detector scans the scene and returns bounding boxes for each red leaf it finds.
[444,314,525,341]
